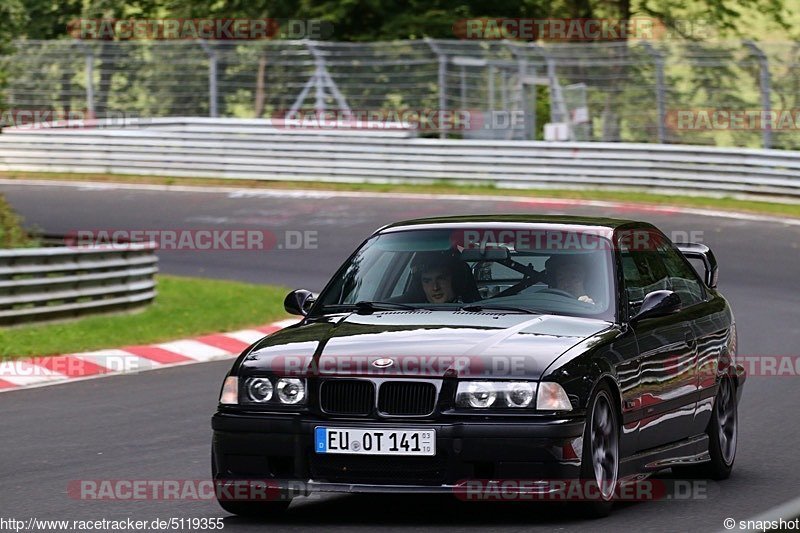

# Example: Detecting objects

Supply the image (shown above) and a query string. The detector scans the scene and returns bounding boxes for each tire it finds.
[674,376,737,481]
[577,382,620,518]
[211,448,292,518]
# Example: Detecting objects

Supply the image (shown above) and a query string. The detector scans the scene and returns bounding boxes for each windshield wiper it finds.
[353,301,421,313]
[460,304,540,314]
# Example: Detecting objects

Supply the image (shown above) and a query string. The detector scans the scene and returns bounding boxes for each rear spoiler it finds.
[675,242,718,288]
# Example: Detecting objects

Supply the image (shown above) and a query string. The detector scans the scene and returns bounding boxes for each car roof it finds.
[376,214,645,238]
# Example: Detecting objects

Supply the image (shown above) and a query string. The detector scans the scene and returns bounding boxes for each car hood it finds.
[240,311,613,380]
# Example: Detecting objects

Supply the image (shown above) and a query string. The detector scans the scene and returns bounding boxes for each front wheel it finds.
[577,382,620,518]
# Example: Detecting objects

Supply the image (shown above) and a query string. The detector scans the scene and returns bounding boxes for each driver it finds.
[411,252,462,304]
[547,256,595,305]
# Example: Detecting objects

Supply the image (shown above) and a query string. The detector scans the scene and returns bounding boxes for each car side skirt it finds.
[619,434,710,479]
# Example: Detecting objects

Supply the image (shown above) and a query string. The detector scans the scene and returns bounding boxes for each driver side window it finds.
[621,246,671,317]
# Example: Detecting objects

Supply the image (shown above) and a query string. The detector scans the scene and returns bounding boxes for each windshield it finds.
[314,227,616,321]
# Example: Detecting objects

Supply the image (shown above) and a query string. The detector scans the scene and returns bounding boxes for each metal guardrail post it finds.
[425,38,447,139]
[642,42,667,143]
[744,40,773,149]
[199,40,218,118]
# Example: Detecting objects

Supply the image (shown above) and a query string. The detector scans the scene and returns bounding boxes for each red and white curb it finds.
[0,318,298,393]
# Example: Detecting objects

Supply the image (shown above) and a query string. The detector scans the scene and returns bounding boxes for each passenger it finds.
[548,256,595,305]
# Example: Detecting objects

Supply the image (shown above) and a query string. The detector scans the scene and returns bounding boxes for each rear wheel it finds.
[674,376,737,480]
[577,383,619,518]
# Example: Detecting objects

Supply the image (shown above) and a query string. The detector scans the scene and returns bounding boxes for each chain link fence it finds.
[2,39,799,149]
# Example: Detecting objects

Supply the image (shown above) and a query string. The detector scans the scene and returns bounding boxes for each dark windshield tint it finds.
[315,228,616,321]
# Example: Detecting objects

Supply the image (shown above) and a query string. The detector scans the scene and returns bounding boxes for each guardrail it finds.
[0,240,158,326]
[1,118,799,198]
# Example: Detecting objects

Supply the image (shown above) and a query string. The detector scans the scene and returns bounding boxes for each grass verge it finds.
[2,171,800,220]
[0,275,289,359]
[0,191,38,247]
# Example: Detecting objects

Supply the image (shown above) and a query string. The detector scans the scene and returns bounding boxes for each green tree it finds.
[0,0,27,109]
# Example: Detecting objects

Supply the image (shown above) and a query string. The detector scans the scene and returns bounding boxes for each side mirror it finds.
[631,290,681,323]
[284,289,315,316]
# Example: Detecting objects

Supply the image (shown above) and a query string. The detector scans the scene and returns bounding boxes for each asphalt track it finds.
[1,181,800,532]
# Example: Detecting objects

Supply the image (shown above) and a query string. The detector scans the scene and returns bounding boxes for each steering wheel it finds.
[538,288,577,298]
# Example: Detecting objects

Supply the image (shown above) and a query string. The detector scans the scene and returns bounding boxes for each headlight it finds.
[246,377,274,402]
[219,376,238,405]
[238,376,307,406]
[505,382,535,407]
[536,382,572,411]
[277,378,305,404]
[456,381,536,409]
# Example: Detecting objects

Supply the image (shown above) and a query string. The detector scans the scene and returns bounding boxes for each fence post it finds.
[288,41,350,115]
[642,42,666,143]
[199,40,218,118]
[426,38,447,139]
[744,40,772,149]
[531,44,568,129]
[307,41,327,111]
[460,65,467,110]
[505,40,532,140]
[488,65,495,112]
[78,43,96,118]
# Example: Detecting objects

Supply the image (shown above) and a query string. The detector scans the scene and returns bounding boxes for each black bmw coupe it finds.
[212,215,746,517]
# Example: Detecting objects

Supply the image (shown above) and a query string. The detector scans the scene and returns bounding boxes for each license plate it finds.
[314,427,436,456]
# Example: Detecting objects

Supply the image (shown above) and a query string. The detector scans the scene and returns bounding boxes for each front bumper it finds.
[212,412,585,494]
